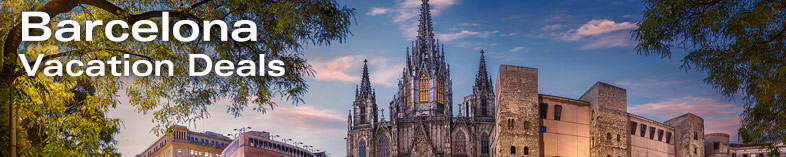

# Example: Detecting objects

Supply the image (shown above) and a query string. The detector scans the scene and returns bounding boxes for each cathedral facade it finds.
[345,0,494,156]
[347,0,710,157]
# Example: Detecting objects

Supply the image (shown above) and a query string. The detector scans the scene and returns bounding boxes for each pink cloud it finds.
[629,96,743,139]
[255,106,347,136]
[576,19,637,36]
[310,54,403,86]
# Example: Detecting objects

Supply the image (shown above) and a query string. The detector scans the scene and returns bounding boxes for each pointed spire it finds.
[416,0,436,55]
[475,50,489,87]
[360,59,371,94]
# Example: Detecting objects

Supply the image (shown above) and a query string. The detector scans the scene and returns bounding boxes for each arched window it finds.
[378,136,390,157]
[452,130,466,154]
[510,146,516,154]
[437,78,444,104]
[358,139,366,157]
[419,74,428,102]
[481,133,490,154]
[523,121,530,130]
[507,119,515,129]
[523,146,529,155]
[617,134,621,141]
[606,133,612,141]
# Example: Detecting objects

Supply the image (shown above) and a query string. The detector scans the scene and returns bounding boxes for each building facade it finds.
[136,125,231,157]
[345,1,722,157]
[345,0,495,156]
[222,131,324,157]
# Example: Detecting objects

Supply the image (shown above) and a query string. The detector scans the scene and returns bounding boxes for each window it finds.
[539,103,548,119]
[649,127,656,140]
[359,139,367,157]
[554,105,562,121]
[713,142,720,150]
[694,132,698,140]
[666,132,672,144]
[523,146,529,155]
[510,146,516,154]
[419,74,428,102]
[759,153,764,157]
[658,129,664,141]
[481,133,490,154]
[437,78,444,104]
[630,121,638,135]
[617,134,621,141]
[540,126,547,132]
[360,105,367,124]
[379,136,390,157]
[480,96,488,117]
[640,124,647,137]
[178,149,182,153]
[606,133,612,141]
[523,121,530,130]
[694,147,697,154]
[507,119,515,129]
[453,131,466,154]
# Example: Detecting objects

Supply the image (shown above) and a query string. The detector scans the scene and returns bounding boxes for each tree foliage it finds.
[0,0,354,155]
[634,0,785,153]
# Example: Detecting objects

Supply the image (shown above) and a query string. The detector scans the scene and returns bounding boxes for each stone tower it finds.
[580,82,628,157]
[665,113,705,157]
[347,60,378,157]
[493,65,540,157]
[705,133,730,157]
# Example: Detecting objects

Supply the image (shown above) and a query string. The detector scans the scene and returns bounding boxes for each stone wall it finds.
[704,133,729,157]
[580,82,629,157]
[494,65,540,157]
[665,113,705,157]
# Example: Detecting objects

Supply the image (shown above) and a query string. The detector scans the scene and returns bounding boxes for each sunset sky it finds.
[108,0,745,156]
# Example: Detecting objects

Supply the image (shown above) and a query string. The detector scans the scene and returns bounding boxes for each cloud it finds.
[254,106,347,136]
[614,77,685,89]
[541,24,564,31]
[544,19,638,50]
[310,54,403,86]
[629,96,743,139]
[576,19,637,36]
[366,0,459,40]
[367,7,393,16]
[436,30,499,41]
[500,32,518,37]
[459,22,481,26]
[579,32,636,50]
[509,46,529,53]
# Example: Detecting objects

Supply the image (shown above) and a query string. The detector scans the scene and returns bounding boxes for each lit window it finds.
[178,149,181,153]
[419,74,428,102]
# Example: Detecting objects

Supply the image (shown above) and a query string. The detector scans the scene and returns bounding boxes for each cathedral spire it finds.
[360,59,372,96]
[475,50,489,87]
[416,0,436,55]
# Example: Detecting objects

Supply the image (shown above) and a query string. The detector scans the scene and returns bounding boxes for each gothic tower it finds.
[395,0,452,118]
[469,50,495,118]
[353,60,378,128]
[347,60,379,157]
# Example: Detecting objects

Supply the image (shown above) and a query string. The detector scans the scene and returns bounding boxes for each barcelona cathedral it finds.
[346,0,725,157]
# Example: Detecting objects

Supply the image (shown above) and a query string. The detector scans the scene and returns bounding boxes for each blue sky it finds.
[109,0,745,156]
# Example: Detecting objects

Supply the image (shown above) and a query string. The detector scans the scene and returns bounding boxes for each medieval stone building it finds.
[346,0,710,157]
